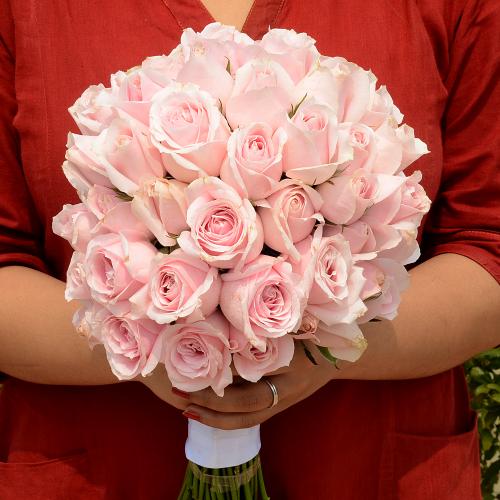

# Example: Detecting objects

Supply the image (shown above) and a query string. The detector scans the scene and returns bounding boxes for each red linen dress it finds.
[0,1,499,499]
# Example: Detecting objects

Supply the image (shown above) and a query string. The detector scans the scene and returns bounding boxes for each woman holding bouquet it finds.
[0,1,498,499]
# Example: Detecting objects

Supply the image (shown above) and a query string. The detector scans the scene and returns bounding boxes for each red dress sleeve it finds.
[0,3,48,273]
[422,0,500,281]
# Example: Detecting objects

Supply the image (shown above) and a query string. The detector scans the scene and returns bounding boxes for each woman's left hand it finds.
[177,343,337,430]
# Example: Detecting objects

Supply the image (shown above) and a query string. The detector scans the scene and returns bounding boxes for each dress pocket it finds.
[0,450,105,500]
[378,414,481,500]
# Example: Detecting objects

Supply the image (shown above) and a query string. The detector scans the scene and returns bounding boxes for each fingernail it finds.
[183,411,200,421]
[172,387,190,399]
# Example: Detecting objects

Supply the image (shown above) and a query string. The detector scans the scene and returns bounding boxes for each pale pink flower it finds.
[357,259,410,322]
[178,177,264,269]
[101,118,164,195]
[131,177,188,247]
[99,311,162,380]
[293,234,367,325]
[220,123,287,200]
[230,327,295,382]
[313,322,367,362]
[149,82,230,183]
[130,249,221,324]
[361,85,403,128]
[69,84,116,135]
[141,47,185,87]
[317,170,405,225]
[52,203,98,253]
[226,59,294,130]
[63,132,113,199]
[282,99,342,185]
[220,255,305,351]
[294,57,375,123]
[65,252,91,301]
[259,28,319,83]
[84,232,156,315]
[152,312,232,396]
[109,67,163,125]
[257,179,323,261]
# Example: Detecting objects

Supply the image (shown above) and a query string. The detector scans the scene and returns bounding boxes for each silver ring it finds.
[264,378,279,408]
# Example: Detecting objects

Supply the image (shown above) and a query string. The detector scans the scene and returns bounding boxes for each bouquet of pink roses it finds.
[53,22,430,499]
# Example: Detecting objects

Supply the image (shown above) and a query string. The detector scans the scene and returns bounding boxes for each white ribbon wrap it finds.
[185,420,261,468]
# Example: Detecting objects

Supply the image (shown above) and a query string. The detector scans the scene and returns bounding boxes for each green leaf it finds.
[113,188,133,202]
[301,341,318,365]
[288,93,308,119]
[317,346,339,367]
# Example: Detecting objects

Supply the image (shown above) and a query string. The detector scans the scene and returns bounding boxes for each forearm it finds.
[0,265,117,385]
[334,253,500,380]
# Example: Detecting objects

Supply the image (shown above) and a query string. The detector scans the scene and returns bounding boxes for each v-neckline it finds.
[161,0,286,40]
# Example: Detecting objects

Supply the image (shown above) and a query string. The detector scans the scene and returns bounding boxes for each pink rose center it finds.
[161,99,209,146]
[319,245,348,294]
[127,74,143,102]
[244,135,269,163]
[109,322,139,359]
[174,336,211,375]
[252,281,291,328]
[153,269,181,309]
[286,190,308,217]
[352,175,377,199]
[350,128,369,148]
[197,205,242,251]
[297,110,326,132]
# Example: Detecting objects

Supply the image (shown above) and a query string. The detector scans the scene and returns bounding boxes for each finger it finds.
[182,403,280,430]
[180,377,283,413]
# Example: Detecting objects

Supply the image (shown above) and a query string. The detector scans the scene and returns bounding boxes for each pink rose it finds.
[65,252,91,301]
[220,123,287,200]
[86,185,121,219]
[361,86,403,129]
[69,84,116,135]
[101,118,164,195]
[154,312,232,396]
[178,177,264,269]
[230,327,295,382]
[52,203,98,252]
[313,322,367,362]
[86,186,152,238]
[334,123,377,176]
[84,232,156,315]
[149,82,230,183]
[396,125,429,170]
[99,311,162,380]
[177,28,237,105]
[141,48,185,87]
[293,310,319,340]
[72,302,105,349]
[109,67,163,125]
[259,28,319,83]
[282,99,342,185]
[357,259,409,322]
[366,169,429,233]
[317,170,405,225]
[323,221,402,260]
[130,249,220,324]
[63,132,113,199]
[131,178,188,247]
[220,255,305,350]
[257,180,323,261]
[294,57,374,123]
[293,234,367,325]
[226,59,294,130]
[180,24,256,74]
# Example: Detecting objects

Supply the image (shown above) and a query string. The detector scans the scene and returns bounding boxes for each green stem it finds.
[257,462,270,500]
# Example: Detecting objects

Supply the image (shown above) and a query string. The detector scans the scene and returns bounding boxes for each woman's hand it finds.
[175,342,336,430]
